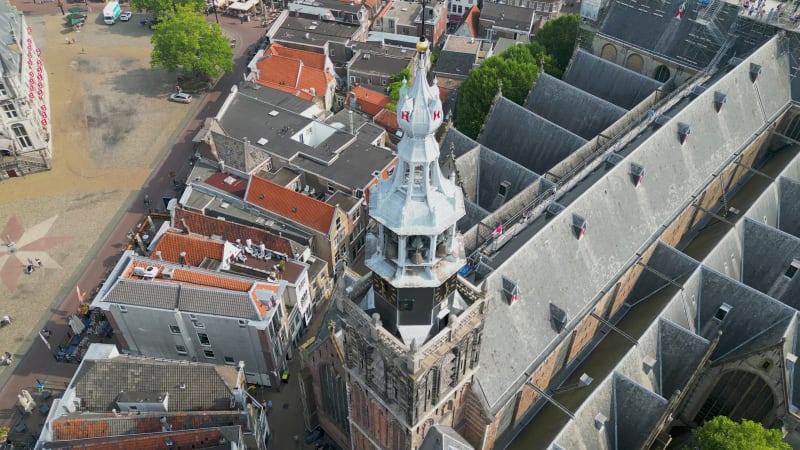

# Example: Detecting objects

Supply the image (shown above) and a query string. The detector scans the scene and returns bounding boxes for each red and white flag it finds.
[491,223,503,239]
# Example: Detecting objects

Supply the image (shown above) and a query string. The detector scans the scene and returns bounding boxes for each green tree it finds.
[150,8,233,80]
[534,14,580,75]
[130,0,205,19]
[455,44,539,139]
[386,66,412,112]
[689,416,790,450]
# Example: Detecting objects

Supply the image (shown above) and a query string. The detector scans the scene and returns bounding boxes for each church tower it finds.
[338,36,488,450]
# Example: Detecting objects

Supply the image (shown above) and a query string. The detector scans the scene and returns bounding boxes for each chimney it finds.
[155,251,163,261]
[179,252,187,266]
[349,110,354,134]
[219,159,225,173]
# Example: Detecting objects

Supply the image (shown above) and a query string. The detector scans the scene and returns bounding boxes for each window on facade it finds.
[335,216,342,231]
[198,333,211,346]
[0,82,6,96]
[12,124,32,148]
[224,356,236,365]
[330,48,335,56]
[2,101,17,119]
[169,325,180,334]
[176,345,188,355]
[192,320,205,329]
[203,349,215,359]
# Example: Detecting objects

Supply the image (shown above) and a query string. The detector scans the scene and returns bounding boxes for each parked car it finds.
[169,93,192,104]
[120,11,132,21]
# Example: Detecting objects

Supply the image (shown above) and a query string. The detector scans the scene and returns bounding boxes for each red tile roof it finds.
[125,261,253,292]
[376,0,394,18]
[374,108,399,134]
[51,411,245,441]
[264,43,327,69]
[204,172,248,198]
[151,232,225,267]
[347,86,391,117]
[255,43,333,99]
[245,176,335,234]
[173,208,294,257]
[49,428,230,449]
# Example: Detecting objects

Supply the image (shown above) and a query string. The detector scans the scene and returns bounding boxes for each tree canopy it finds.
[150,8,233,80]
[387,66,412,112]
[534,14,580,77]
[689,416,790,450]
[455,41,550,139]
[454,15,578,139]
[130,0,205,19]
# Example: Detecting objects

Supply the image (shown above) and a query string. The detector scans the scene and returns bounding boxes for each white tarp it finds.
[68,314,85,336]
[228,0,257,11]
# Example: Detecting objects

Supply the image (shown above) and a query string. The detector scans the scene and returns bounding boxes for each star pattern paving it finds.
[0,215,72,292]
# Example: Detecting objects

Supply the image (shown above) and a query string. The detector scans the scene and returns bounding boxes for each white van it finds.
[103,1,121,25]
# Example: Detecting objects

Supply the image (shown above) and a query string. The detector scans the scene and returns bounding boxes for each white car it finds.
[169,92,192,104]
[120,11,132,21]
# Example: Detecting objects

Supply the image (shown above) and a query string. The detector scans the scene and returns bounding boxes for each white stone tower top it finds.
[367,38,466,289]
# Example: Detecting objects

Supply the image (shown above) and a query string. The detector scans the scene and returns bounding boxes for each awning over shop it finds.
[227,0,258,11]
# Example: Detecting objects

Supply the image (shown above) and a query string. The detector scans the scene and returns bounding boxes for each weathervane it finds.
[417,0,430,53]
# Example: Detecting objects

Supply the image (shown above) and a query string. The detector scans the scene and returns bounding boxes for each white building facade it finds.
[0,0,52,179]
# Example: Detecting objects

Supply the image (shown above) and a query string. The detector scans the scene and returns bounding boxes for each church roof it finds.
[478,97,587,175]
[472,36,793,413]
[563,50,662,109]
[524,73,627,140]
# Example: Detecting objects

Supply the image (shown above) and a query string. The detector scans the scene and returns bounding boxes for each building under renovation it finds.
[300,2,800,449]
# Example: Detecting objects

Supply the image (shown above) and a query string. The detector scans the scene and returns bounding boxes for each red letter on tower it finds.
[432,110,441,120]
[401,111,410,120]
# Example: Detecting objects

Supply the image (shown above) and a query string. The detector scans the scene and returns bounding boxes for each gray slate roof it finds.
[472,36,792,412]
[440,128,541,211]
[563,50,662,109]
[599,0,740,70]
[479,2,533,32]
[72,357,236,412]
[433,51,477,79]
[524,73,627,140]
[210,131,271,175]
[478,97,587,175]
[778,176,800,238]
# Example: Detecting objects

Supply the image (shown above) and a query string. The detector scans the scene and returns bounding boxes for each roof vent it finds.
[161,267,175,279]
[549,303,569,332]
[678,123,691,145]
[571,214,588,240]
[257,137,268,145]
[630,163,646,187]
[713,302,732,322]
[605,152,624,168]
[594,413,608,431]
[713,91,727,113]
[749,63,762,82]
[653,114,671,127]
[178,382,187,390]
[268,110,280,117]
[501,276,520,305]
[223,176,237,185]
[545,202,565,218]
[179,252,187,266]
[642,355,657,373]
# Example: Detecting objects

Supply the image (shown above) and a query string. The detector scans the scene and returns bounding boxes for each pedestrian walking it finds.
[35,257,43,268]
[1,315,12,326]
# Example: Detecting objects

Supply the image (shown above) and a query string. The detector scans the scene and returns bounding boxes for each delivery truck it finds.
[103,1,121,25]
